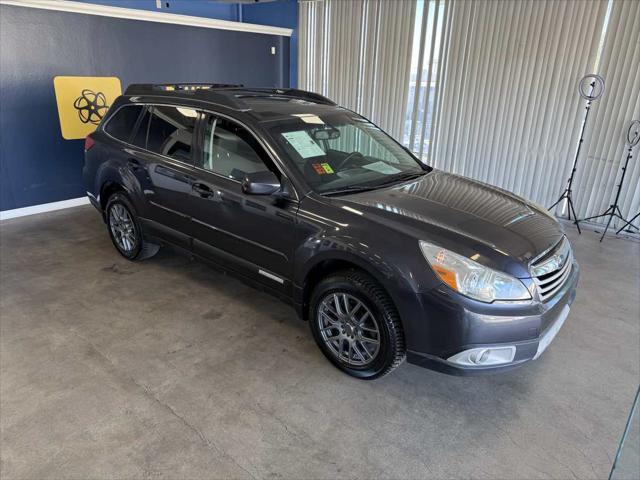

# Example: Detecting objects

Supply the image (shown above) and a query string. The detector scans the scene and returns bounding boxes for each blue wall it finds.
[242,1,298,88]
[0,3,293,211]
[75,0,299,87]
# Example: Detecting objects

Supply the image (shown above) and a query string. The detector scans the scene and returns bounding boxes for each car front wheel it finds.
[309,269,406,379]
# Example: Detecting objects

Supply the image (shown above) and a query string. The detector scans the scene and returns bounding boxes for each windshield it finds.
[264,111,428,194]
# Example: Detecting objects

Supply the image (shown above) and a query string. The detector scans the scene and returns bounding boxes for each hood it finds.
[334,170,564,277]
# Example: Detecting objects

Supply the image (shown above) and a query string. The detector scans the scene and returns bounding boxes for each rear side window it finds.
[104,105,143,142]
[147,106,197,163]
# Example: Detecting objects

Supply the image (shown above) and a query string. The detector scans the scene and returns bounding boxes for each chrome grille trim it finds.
[531,237,573,301]
[537,252,572,287]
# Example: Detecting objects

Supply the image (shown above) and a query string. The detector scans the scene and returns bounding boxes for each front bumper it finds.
[406,260,579,375]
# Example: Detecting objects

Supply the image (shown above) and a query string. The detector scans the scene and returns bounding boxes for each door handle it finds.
[192,182,214,198]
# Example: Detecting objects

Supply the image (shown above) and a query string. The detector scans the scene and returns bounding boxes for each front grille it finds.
[531,237,573,301]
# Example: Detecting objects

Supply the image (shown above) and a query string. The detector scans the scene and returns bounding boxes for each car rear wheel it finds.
[309,269,406,379]
[105,193,159,261]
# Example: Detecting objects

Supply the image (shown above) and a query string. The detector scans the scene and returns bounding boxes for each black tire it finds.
[309,269,406,379]
[105,193,159,261]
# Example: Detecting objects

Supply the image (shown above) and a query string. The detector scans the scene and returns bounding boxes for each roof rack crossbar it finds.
[234,88,336,106]
[124,83,243,95]
[122,84,336,110]
[123,83,250,110]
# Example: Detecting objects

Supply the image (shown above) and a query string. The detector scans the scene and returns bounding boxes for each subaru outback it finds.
[83,84,579,379]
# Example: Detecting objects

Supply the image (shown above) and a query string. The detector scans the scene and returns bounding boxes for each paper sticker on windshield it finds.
[362,161,402,175]
[282,130,325,158]
[292,114,325,124]
[321,163,334,173]
[312,163,325,174]
[312,163,334,175]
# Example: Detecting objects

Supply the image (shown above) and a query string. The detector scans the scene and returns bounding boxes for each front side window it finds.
[104,105,143,142]
[265,111,426,194]
[199,116,276,181]
[146,106,197,162]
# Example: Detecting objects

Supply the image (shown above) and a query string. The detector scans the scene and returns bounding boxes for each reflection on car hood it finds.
[337,170,564,273]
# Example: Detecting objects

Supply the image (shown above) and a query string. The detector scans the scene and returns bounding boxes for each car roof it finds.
[123,84,343,122]
[241,96,347,122]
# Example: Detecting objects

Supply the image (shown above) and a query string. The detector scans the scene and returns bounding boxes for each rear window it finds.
[104,105,143,142]
[146,106,197,162]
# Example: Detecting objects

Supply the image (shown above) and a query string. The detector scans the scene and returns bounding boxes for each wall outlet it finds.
[270,46,276,55]
[156,0,162,8]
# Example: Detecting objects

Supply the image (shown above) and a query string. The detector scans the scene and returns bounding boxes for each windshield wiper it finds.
[321,171,427,196]
[369,170,427,188]
[321,184,382,196]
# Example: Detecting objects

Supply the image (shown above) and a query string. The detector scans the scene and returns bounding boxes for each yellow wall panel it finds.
[53,76,122,140]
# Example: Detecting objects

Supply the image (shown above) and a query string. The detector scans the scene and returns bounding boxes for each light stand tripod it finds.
[549,74,605,234]
[579,120,640,241]
[616,212,639,235]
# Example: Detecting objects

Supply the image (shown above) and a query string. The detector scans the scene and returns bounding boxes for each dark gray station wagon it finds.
[83,84,579,379]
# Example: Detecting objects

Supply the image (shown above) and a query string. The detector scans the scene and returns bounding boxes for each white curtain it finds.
[298,0,417,140]
[299,0,639,228]
[573,0,640,227]
[431,0,610,210]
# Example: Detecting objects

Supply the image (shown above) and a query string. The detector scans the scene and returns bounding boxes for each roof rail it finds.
[122,84,336,109]
[234,88,336,106]
[124,83,243,95]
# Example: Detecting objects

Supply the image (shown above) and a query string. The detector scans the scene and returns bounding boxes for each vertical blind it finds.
[299,0,639,228]
[573,0,640,226]
[431,0,609,211]
[298,0,416,140]
[405,0,448,159]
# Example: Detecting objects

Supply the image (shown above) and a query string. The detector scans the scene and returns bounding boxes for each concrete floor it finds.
[1,205,639,479]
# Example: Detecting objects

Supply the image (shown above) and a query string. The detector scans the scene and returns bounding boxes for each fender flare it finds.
[96,162,143,211]
[294,246,417,323]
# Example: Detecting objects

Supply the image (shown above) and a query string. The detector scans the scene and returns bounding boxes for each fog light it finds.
[447,346,516,367]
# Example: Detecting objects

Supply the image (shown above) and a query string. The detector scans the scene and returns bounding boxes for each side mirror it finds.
[242,171,281,195]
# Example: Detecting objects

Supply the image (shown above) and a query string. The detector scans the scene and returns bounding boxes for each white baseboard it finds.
[0,197,90,221]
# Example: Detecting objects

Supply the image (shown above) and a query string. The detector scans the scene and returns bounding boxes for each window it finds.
[324,122,406,165]
[146,106,197,162]
[104,105,143,142]
[267,111,424,194]
[199,116,275,181]
[131,107,151,149]
[403,0,446,160]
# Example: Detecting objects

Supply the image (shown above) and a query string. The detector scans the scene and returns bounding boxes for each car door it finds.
[102,103,150,218]
[188,113,298,293]
[131,105,200,250]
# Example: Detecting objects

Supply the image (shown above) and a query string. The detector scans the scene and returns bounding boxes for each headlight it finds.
[419,240,531,302]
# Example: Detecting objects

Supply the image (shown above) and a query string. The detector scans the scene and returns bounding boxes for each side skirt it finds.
[140,219,297,312]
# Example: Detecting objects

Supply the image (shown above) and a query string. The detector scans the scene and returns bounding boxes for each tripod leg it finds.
[578,213,607,222]
[599,210,614,242]
[568,197,581,234]
[613,208,639,231]
[616,212,640,234]
[578,206,614,223]
[548,194,565,211]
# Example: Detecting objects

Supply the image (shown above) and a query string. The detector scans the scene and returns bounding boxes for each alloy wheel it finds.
[317,292,381,366]
[109,204,137,252]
